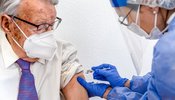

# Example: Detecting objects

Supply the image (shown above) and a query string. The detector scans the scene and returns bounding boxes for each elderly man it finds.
[0,0,88,100]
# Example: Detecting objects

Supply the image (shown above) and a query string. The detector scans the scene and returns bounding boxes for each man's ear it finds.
[0,14,12,33]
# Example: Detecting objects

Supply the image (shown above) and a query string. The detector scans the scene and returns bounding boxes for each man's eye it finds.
[38,25,46,30]
[38,27,45,31]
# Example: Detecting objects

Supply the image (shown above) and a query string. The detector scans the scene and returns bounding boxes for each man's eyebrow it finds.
[34,19,47,25]
[34,17,56,25]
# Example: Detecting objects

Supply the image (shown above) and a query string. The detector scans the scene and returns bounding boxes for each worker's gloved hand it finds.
[77,77,110,98]
[92,64,128,88]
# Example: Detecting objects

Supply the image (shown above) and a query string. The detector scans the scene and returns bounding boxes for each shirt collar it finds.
[0,31,19,68]
[38,59,46,65]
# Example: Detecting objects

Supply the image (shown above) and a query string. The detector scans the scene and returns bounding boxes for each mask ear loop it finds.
[11,18,27,49]
[11,18,28,39]
[153,11,158,28]
[11,37,23,49]
[153,10,168,34]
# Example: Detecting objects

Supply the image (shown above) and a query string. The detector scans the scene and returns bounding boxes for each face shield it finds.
[116,4,139,26]
[110,0,175,74]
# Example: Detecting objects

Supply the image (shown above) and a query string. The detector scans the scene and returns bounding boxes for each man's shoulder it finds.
[55,38,76,50]
[56,38,72,45]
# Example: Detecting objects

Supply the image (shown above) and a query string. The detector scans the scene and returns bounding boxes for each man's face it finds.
[1,0,57,62]
[13,0,57,47]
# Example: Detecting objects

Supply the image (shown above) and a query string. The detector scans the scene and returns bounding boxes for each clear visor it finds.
[115,4,140,26]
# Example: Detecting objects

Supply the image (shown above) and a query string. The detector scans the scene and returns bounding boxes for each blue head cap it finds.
[110,0,127,7]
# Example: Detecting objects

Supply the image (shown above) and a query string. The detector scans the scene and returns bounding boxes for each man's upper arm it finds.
[61,72,88,100]
[60,41,88,99]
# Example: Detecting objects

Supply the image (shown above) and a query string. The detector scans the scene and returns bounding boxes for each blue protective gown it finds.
[107,17,175,100]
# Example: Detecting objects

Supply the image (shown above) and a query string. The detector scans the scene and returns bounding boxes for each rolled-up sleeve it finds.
[60,42,83,89]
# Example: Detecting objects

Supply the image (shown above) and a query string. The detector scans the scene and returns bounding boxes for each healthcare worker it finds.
[77,0,175,99]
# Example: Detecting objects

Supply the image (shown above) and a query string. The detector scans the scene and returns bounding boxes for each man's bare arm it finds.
[62,72,88,100]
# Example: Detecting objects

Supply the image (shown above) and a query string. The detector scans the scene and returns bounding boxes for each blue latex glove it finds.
[92,64,128,88]
[110,0,127,7]
[77,77,110,98]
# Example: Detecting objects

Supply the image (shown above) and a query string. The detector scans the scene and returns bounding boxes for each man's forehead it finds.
[20,0,55,4]
[19,0,55,11]
[18,0,56,21]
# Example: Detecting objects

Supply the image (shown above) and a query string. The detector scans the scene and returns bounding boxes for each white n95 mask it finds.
[12,19,57,61]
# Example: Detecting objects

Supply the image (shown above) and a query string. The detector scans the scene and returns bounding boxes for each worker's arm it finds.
[77,76,144,99]
[62,72,88,100]
[107,86,143,99]
[128,72,152,94]
[92,64,152,94]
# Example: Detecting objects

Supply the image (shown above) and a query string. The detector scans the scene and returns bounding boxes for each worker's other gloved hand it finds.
[92,64,128,88]
[77,77,110,98]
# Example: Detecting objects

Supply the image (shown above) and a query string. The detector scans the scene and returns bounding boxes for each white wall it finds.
[56,0,137,99]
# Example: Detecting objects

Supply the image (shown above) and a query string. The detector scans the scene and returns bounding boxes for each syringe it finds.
[84,67,111,74]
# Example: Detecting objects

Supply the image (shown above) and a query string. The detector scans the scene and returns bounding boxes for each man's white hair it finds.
[0,0,59,15]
